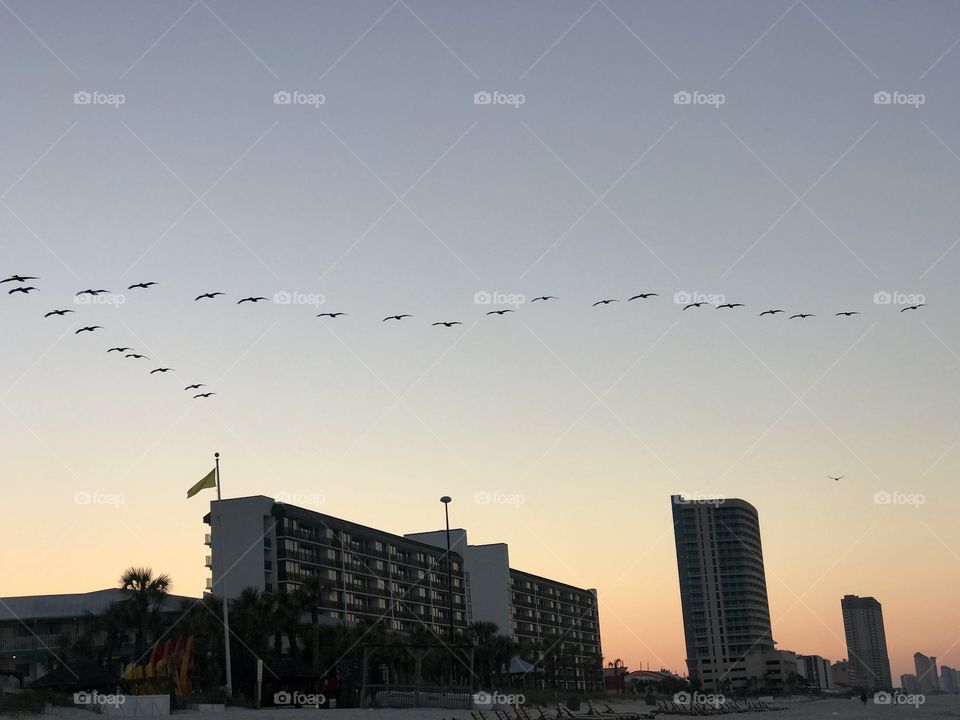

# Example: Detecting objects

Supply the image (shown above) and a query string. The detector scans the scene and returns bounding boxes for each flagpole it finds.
[216,452,233,700]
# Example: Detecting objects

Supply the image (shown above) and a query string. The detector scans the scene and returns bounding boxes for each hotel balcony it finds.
[204,533,212,546]
[205,555,212,568]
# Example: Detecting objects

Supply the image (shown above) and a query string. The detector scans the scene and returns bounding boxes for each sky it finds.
[1,0,959,683]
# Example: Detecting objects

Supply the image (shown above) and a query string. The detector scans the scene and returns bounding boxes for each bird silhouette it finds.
[75,326,102,334]
[759,309,784,316]
[8,286,37,294]
[789,313,815,319]
[683,302,707,311]
[237,296,268,304]
[149,367,173,374]
[717,303,745,310]
[628,293,658,301]
[432,321,462,327]
[317,312,347,318]
[44,309,74,317]
[486,309,514,315]
[383,314,412,322]
[127,282,157,290]
[828,475,845,482]
[531,296,558,302]
[76,289,109,296]
[835,311,860,317]
[593,299,619,306]
[1,275,38,283]
[193,392,216,399]
[901,304,926,312]
[107,347,131,353]
[185,384,205,391]
[125,354,149,360]
[195,292,224,301]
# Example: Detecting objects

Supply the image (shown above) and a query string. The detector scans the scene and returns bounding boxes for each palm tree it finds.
[295,575,330,673]
[118,567,171,662]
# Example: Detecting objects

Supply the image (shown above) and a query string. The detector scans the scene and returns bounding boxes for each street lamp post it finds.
[440,496,455,686]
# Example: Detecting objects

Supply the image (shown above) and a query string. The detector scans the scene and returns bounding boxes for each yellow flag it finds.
[187,468,216,498]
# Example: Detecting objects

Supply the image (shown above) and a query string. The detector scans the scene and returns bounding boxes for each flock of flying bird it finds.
[4,272,930,402]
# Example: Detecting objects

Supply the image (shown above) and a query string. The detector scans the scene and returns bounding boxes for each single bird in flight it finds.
[150,367,173,374]
[531,296,557,302]
[1,274,38,283]
[107,347,131,353]
[44,309,74,317]
[75,326,102,334]
[789,313,815,319]
[127,282,157,290]
[683,302,707,311]
[125,354,149,360]
[628,293,658,301]
[759,309,784,316]
[828,475,845,482]
[8,286,37,294]
[901,304,925,312]
[835,311,860,317]
[486,309,514,315]
[317,312,347,318]
[383,314,412,322]
[194,392,216,399]
[593,299,618,306]
[195,292,224,301]
[717,303,745,310]
[432,321,462,327]
[237,296,268,304]
[76,289,110,296]
[185,384,205,391]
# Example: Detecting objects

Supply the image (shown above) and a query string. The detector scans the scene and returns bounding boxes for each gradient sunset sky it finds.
[2,0,960,683]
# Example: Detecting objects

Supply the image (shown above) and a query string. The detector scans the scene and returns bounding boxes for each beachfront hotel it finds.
[670,494,795,692]
[406,529,604,690]
[840,594,893,690]
[205,496,603,689]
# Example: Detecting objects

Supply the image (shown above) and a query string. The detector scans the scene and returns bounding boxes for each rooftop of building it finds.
[0,589,198,623]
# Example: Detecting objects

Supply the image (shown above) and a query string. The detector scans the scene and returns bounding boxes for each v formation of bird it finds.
[3,271,930,403]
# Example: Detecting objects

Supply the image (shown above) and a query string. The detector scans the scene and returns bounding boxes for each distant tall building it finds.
[840,595,892,690]
[671,495,787,691]
[901,674,919,692]
[797,655,835,690]
[940,666,959,693]
[914,652,940,693]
